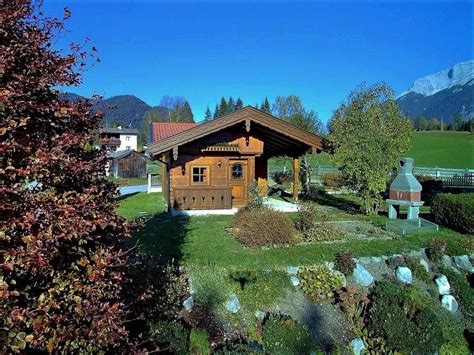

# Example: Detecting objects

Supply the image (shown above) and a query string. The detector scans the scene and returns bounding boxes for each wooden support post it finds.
[293,157,299,201]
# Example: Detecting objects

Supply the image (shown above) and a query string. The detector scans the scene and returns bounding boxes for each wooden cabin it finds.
[108,150,148,179]
[147,106,326,211]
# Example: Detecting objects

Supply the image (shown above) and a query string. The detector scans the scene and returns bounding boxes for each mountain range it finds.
[62,60,473,128]
[397,60,473,123]
[60,93,171,129]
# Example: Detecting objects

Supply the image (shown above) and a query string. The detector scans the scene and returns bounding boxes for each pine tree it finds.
[228,97,235,114]
[213,104,219,119]
[204,106,212,121]
[234,97,244,110]
[262,97,271,113]
[218,97,228,118]
[179,100,194,123]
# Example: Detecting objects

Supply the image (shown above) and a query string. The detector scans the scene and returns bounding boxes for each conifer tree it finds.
[204,106,212,121]
[261,97,271,113]
[234,97,244,110]
[228,97,235,114]
[218,97,228,118]
[213,104,219,119]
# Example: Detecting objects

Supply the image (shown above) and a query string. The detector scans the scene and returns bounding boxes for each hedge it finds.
[431,193,474,234]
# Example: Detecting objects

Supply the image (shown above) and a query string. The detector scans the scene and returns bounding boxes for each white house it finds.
[99,126,139,151]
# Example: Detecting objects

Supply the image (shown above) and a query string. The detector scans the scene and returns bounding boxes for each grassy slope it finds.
[118,193,472,270]
[407,131,473,168]
[269,131,473,170]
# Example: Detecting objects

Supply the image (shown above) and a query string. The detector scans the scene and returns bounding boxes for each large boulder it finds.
[396,266,413,284]
[441,295,459,313]
[453,255,474,272]
[435,275,450,295]
[225,293,241,313]
[351,338,365,355]
[353,263,374,287]
[441,255,453,268]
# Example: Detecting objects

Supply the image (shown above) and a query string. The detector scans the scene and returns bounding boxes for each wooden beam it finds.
[293,157,299,201]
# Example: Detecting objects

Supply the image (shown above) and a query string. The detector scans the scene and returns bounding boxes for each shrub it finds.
[431,193,474,233]
[149,320,189,354]
[295,202,316,233]
[334,251,356,276]
[426,239,447,262]
[321,172,342,189]
[262,314,314,354]
[271,171,293,187]
[298,265,345,303]
[233,206,298,248]
[334,287,369,336]
[367,281,443,353]
[247,180,265,210]
[126,259,188,321]
[188,266,231,310]
[189,328,210,355]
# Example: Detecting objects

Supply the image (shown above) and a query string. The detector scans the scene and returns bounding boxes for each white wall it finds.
[117,134,138,151]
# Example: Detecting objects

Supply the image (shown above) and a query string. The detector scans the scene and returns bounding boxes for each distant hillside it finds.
[59,93,174,128]
[397,60,474,123]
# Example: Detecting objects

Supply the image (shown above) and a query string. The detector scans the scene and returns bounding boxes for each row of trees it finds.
[204,96,272,121]
[414,113,473,132]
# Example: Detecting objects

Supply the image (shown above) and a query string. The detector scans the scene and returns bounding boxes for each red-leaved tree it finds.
[0,2,133,352]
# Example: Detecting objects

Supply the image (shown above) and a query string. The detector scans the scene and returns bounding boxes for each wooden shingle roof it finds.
[148,106,327,157]
[151,122,197,141]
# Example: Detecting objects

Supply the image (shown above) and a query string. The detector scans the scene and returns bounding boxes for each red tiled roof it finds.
[151,122,196,142]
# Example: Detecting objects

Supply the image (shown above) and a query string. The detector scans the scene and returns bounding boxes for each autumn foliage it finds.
[0,2,132,352]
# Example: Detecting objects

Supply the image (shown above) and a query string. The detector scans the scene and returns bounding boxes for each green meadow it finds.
[269,131,473,170]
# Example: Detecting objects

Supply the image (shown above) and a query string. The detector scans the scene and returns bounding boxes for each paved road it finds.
[119,184,148,196]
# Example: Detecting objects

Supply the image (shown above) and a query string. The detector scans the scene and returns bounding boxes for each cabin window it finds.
[192,166,208,184]
[231,163,243,180]
[125,136,130,141]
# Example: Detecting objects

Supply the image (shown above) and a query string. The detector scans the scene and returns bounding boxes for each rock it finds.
[370,256,383,263]
[290,275,300,286]
[255,310,266,321]
[225,293,241,313]
[286,266,299,275]
[324,261,335,269]
[441,295,459,313]
[454,255,474,272]
[353,264,374,287]
[408,249,424,258]
[351,338,365,355]
[419,258,430,273]
[396,266,413,284]
[435,275,450,295]
[359,257,372,264]
[188,278,196,295]
[442,255,453,268]
[183,296,194,311]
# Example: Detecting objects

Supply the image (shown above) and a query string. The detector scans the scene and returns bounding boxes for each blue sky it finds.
[44,0,473,123]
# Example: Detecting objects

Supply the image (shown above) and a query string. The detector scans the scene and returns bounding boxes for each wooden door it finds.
[229,159,248,207]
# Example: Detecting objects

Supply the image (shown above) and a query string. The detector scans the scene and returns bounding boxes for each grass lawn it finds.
[407,131,474,168]
[117,192,472,270]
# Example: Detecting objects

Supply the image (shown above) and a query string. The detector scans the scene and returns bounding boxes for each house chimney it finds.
[117,125,122,130]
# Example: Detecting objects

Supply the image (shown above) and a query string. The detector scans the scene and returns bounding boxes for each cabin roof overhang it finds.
[147,106,328,158]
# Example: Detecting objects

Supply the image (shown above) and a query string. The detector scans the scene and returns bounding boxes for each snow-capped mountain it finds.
[397,60,474,122]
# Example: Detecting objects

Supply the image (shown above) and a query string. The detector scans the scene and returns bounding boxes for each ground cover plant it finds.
[298,265,345,303]
[262,314,314,354]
